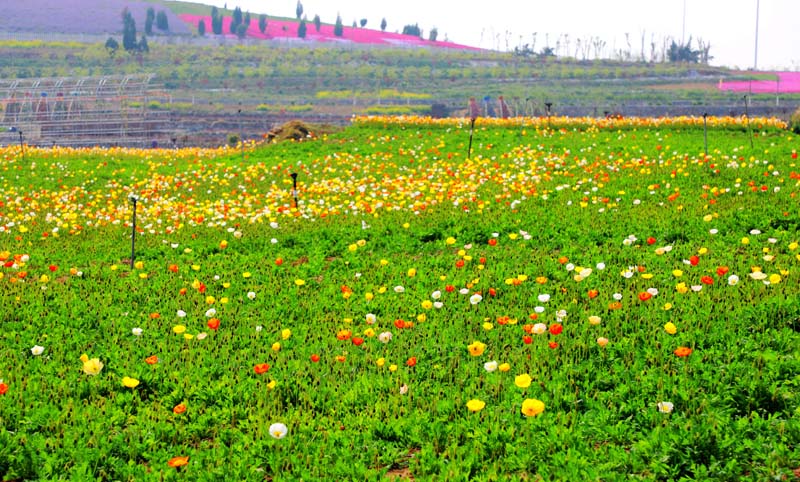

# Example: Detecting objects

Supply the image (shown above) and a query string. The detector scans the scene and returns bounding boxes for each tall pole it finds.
[754,0,760,70]
[681,0,686,45]
[130,196,138,269]
[703,113,708,158]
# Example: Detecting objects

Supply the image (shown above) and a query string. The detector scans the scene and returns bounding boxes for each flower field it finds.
[1,116,799,480]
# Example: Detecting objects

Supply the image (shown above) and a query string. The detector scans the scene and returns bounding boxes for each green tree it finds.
[121,8,138,52]
[667,38,701,63]
[334,14,343,37]
[104,37,119,57]
[298,19,307,38]
[211,7,222,34]
[145,7,155,35]
[156,11,169,31]
[198,19,206,36]
[244,12,251,28]
[258,14,267,34]
[230,7,242,34]
[380,18,387,31]
[236,23,247,39]
[359,19,367,28]
[296,1,303,19]
[428,27,438,42]
[313,14,321,32]
[402,24,421,37]
[138,35,149,53]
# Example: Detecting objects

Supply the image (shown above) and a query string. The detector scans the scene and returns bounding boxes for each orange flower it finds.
[406,357,417,367]
[173,403,187,414]
[587,289,599,299]
[638,292,652,301]
[145,355,159,365]
[149,312,161,319]
[608,301,622,310]
[674,347,693,357]
[254,363,270,374]
[336,329,352,341]
[207,318,220,330]
[168,456,189,468]
[168,264,178,273]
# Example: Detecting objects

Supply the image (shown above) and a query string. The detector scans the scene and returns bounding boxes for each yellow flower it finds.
[365,292,374,301]
[294,279,306,286]
[676,282,689,294]
[356,239,366,247]
[769,274,781,284]
[267,380,277,390]
[421,300,433,309]
[121,376,140,388]
[205,296,215,305]
[467,341,486,357]
[741,237,750,245]
[445,237,456,245]
[498,363,511,372]
[514,373,533,388]
[272,342,281,352]
[184,333,194,340]
[380,259,389,266]
[376,357,386,367]
[348,244,358,252]
[407,268,417,277]
[521,398,545,417]
[134,261,144,270]
[389,364,398,372]
[82,357,104,376]
[363,328,376,338]
[482,322,493,331]
[242,271,252,278]
[664,322,677,335]
[466,399,486,412]
[39,275,50,283]
[789,242,798,251]
[588,316,602,325]
[281,329,292,340]
[416,313,426,323]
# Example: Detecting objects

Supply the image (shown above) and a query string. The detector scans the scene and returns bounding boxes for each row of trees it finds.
[144,8,169,36]
[107,8,149,56]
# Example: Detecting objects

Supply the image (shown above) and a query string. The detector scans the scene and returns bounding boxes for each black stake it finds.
[545,102,553,130]
[290,172,298,209]
[129,195,138,269]
[467,117,476,159]
[703,112,708,157]
[743,95,754,149]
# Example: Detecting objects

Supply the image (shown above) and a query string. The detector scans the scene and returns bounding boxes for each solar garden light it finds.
[290,172,298,209]
[545,102,553,129]
[129,194,139,269]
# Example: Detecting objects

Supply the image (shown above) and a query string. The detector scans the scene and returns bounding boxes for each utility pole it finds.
[681,0,686,45]
[754,0,760,70]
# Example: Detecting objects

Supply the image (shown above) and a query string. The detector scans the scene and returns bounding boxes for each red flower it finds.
[479,257,486,264]
[455,259,465,268]
[179,288,187,295]
[173,403,187,414]
[207,318,220,330]
[394,319,406,329]
[647,237,656,245]
[145,355,159,365]
[254,363,270,374]
[523,335,533,344]
[701,276,714,285]
[549,323,563,335]
[445,285,455,293]
[310,354,320,363]
[406,357,417,367]
[488,238,497,246]
[528,313,538,320]
[48,265,58,272]
[168,456,189,468]
[168,264,178,273]
[275,258,283,266]
[674,347,692,357]
[638,292,652,301]
[351,337,364,346]
[689,255,699,266]
[548,341,559,349]
[0,382,8,395]
[488,288,497,297]
[716,266,729,277]
[197,283,206,294]
[587,289,599,299]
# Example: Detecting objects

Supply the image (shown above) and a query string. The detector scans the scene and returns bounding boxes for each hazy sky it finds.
[187,0,798,70]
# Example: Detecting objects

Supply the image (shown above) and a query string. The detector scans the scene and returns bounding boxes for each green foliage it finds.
[258,14,267,34]
[297,19,307,39]
[121,8,137,52]
[235,23,247,39]
[197,19,205,36]
[145,7,155,36]
[104,37,119,57]
[155,10,169,32]
[334,14,343,37]
[313,14,321,32]
[429,27,438,42]
[230,6,242,35]
[402,23,422,37]
[791,106,800,134]
[360,18,367,28]
[668,38,701,63]
[296,0,303,19]
[361,104,429,115]
[210,6,223,35]
[381,17,387,32]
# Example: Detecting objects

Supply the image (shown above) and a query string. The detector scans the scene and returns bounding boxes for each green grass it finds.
[0,118,799,480]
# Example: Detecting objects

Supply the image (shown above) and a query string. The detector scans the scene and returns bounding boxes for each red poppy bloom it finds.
[394,319,406,329]
[179,288,187,295]
[716,266,729,277]
[488,238,497,246]
[336,329,352,340]
[689,255,699,266]
[149,312,161,319]
[587,289,599,299]
[488,288,497,297]
[674,347,693,357]
[609,302,622,310]
[445,285,455,293]
[168,264,178,273]
[0,382,8,395]
[207,318,220,330]
[455,259,465,268]
[558,256,568,264]
[528,313,538,320]
[647,237,656,245]
[275,258,283,266]
[173,403,186,414]
[548,341,559,349]
[701,276,714,285]
[479,257,486,264]
[197,283,206,294]
[310,354,320,363]
[406,357,417,367]
[254,363,270,374]
[523,335,533,344]
[145,355,159,365]
[168,456,189,468]
[335,355,346,363]
[351,337,364,346]
[638,292,652,301]
[49,265,58,272]
[549,324,563,335]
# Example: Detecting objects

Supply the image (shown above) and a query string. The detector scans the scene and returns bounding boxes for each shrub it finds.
[791,106,800,134]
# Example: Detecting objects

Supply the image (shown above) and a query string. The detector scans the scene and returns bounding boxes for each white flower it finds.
[621,270,634,279]
[20,254,30,263]
[709,229,718,235]
[255,325,263,332]
[205,308,217,317]
[433,301,444,309]
[612,293,623,301]
[691,285,703,292]
[31,345,44,356]
[399,384,409,395]
[534,306,545,313]
[532,323,548,334]
[646,288,659,296]
[579,268,592,278]
[270,222,279,229]
[270,238,278,244]
[469,294,483,305]
[378,331,393,343]
[728,274,740,286]
[565,263,575,272]
[177,310,187,318]
[657,401,674,413]
[247,291,256,300]
[749,272,767,280]
[269,422,288,439]
[394,286,405,293]
[556,310,567,321]
[431,290,442,300]
[749,229,761,235]
[132,327,143,336]
[196,332,208,340]
[233,230,243,238]
[459,288,470,295]
[596,262,606,270]
[483,360,498,372]
[768,237,777,244]
[365,313,376,324]
[537,294,551,303]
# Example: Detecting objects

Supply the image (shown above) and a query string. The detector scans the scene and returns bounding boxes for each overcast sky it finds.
[187,0,798,70]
